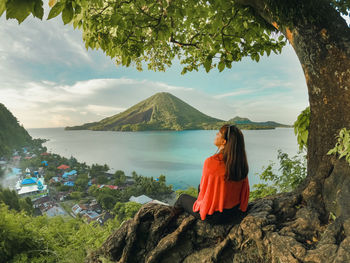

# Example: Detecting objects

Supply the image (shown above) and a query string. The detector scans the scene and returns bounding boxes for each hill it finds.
[66,92,224,131]
[0,103,32,157]
[229,116,291,129]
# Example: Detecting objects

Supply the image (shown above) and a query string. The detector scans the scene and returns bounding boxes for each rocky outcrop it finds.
[86,160,350,263]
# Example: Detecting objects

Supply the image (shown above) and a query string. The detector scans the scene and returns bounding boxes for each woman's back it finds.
[193,153,249,220]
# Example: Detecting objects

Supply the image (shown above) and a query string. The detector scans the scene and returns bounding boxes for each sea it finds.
[25,127,301,190]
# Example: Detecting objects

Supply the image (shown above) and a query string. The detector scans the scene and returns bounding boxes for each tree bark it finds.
[238,0,350,219]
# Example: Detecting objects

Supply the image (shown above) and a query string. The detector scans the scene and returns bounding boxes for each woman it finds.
[173,124,249,224]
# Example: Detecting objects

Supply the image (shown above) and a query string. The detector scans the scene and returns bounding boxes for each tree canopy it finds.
[2,0,287,73]
[1,1,349,74]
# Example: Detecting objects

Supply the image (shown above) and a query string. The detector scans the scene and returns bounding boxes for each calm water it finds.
[28,128,299,190]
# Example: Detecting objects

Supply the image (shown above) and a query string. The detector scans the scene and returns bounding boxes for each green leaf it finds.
[243,21,248,29]
[33,0,44,19]
[203,56,212,73]
[0,0,6,17]
[218,61,225,72]
[62,3,73,24]
[47,1,64,20]
[110,14,120,26]
[6,0,34,24]
[301,131,308,143]
[327,148,336,155]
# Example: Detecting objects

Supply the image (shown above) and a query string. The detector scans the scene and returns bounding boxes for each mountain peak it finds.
[66,92,223,131]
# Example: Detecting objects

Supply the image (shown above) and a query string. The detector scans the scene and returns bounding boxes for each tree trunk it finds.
[239,0,350,219]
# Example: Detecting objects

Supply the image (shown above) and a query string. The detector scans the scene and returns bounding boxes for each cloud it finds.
[214,89,256,99]
[85,105,127,116]
[0,74,308,128]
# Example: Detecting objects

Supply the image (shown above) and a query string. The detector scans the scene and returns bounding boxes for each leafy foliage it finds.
[0,186,34,215]
[294,107,310,151]
[250,150,307,200]
[0,103,32,157]
[1,0,286,73]
[0,204,119,263]
[327,128,350,164]
[175,186,198,198]
[331,0,350,16]
[1,0,44,23]
[89,172,172,210]
[113,201,142,222]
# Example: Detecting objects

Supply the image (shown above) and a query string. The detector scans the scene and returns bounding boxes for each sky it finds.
[0,4,320,128]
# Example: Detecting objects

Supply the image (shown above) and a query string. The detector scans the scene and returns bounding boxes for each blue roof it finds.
[64,181,75,186]
[22,177,37,185]
[62,170,77,178]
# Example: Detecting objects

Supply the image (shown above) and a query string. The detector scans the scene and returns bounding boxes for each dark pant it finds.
[174,193,245,225]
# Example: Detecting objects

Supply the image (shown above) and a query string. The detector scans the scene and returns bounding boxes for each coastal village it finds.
[0,143,174,225]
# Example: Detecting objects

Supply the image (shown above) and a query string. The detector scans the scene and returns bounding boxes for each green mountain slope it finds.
[0,103,32,156]
[228,116,291,129]
[66,92,224,131]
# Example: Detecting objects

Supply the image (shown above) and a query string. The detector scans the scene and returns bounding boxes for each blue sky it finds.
[0,5,324,128]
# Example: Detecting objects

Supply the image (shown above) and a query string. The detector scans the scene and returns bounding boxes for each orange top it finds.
[193,153,250,220]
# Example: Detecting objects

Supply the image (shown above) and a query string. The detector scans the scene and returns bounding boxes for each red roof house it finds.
[57,164,70,170]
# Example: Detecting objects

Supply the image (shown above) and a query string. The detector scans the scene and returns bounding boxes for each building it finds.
[129,195,153,204]
[16,176,48,200]
[97,185,118,190]
[82,210,101,223]
[57,164,70,170]
[72,204,88,215]
[33,196,50,209]
[62,170,77,179]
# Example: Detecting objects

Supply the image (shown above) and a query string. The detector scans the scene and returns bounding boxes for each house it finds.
[56,192,69,201]
[32,196,50,209]
[88,200,102,213]
[64,181,75,187]
[125,176,135,185]
[97,185,118,190]
[49,177,61,184]
[62,170,77,179]
[16,177,48,199]
[72,204,88,215]
[129,195,153,204]
[82,211,101,223]
[57,164,70,170]
[13,156,21,161]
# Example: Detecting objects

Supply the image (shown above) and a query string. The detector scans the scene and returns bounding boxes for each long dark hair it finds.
[220,125,249,181]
